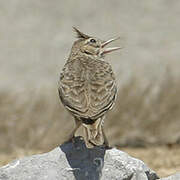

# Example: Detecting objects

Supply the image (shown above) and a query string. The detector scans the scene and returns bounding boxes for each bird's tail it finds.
[82,117,104,147]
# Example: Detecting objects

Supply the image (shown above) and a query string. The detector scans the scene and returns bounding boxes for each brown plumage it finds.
[58,27,121,148]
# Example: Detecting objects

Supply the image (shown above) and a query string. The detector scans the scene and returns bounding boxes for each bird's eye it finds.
[90,39,96,43]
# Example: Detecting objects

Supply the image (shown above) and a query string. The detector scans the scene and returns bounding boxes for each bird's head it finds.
[70,27,121,59]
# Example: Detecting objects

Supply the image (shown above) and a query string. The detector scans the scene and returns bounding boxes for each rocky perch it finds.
[0,137,179,180]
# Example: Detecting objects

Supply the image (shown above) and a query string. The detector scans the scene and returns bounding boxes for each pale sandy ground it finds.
[1,146,180,178]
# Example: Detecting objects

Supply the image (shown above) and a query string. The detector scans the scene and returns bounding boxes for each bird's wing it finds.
[58,59,117,119]
[88,60,117,119]
[58,59,88,116]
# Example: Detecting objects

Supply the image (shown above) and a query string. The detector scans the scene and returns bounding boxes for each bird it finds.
[58,27,121,148]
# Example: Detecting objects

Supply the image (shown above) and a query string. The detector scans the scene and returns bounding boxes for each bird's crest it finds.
[73,27,90,39]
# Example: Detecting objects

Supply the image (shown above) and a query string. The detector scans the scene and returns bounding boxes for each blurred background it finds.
[0,0,180,177]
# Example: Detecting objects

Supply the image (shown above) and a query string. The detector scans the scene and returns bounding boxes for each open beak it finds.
[100,37,122,56]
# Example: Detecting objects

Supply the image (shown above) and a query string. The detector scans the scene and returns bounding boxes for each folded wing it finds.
[58,58,117,119]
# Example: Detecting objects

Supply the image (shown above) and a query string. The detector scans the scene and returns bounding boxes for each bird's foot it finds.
[104,145,113,149]
[103,141,113,149]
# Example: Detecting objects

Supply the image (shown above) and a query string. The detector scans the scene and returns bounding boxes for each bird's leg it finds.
[84,126,89,142]
[83,127,94,148]
[64,117,81,143]
[83,117,104,147]
[102,127,110,148]
[99,116,110,148]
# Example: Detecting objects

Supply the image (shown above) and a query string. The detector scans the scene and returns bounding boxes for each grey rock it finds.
[160,173,180,180]
[0,136,159,180]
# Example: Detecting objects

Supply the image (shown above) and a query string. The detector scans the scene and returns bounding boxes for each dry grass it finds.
[108,72,180,146]
[0,72,180,153]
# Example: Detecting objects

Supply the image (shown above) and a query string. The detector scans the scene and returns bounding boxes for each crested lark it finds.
[58,27,121,148]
